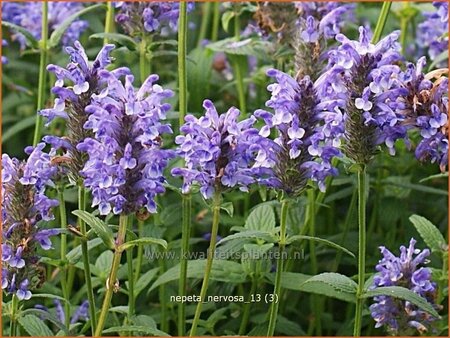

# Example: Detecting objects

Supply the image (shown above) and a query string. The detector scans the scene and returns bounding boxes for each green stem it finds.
[189,192,222,336]
[230,14,246,115]
[353,167,367,337]
[371,2,392,44]
[238,278,256,335]
[306,190,321,336]
[78,186,97,334]
[32,0,48,146]
[197,2,211,47]
[57,186,70,328]
[139,37,152,85]
[178,0,188,127]
[178,193,192,336]
[95,214,129,337]
[104,1,115,44]
[159,259,168,332]
[126,220,135,321]
[134,220,144,282]
[267,199,289,336]
[211,2,220,42]
[10,294,18,336]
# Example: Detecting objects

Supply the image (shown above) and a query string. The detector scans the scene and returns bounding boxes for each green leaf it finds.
[207,38,271,56]
[135,267,159,297]
[18,314,54,336]
[102,325,169,336]
[409,215,447,253]
[31,293,68,304]
[93,250,114,278]
[217,230,276,245]
[151,260,246,291]
[286,235,355,258]
[72,210,115,250]
[382,179,448,196]
[48,4,106,48]
[119,237,167,252]
[2,21,39,49]
[109,306,129,314]
[221,11,235,32]
[419,172,448,183]
[1,115,36,144]
[266,272,311,290]
[299,273,357,303]
[66,237,103,264]
[90,32,137,50]
[363,286,440,318]
[245,204,276,232]
[187,47,214,113]
[21,309,69,336]
[221,202,234,217]
[428,49,448,71]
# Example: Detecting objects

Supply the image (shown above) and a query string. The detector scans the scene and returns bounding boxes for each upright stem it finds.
[104,1,115,45]
[139,37,152,85]
[189,192,222,336]
[134,219,145,282]
[371,2,392,44]
[57,186,70,328]
[197,2,211,46]
[10,294,18,336]
[78,186,97,334]
[178,0,188,127]
[231,14,246,115]
[178,193,192,336]
[126,221,135,321]
[211,2,220,42]
[267,199,289,336]
[95,214,129,336]
[238,278,256,335]
[32,0,48,146]
[353,167,367,337]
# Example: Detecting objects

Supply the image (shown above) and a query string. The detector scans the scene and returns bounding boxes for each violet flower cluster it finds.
[172,100,264,199]
[115,2,194,37]
[1,2,88,49]
[40,41,129,181]
[395,57,448,171]
[417,1,448,65]
[254,69,339,195]
[316,27,405,165]
[36,300,89,325]
[370,238,439,334]
[77,72,174,215]
[1,144,59,300]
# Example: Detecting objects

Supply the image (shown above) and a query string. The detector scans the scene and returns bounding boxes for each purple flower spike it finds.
[370,238,440,335]
[1,2,88,49]
[78,74,174,215]
[172,100,262,199]
[71,300,89,324]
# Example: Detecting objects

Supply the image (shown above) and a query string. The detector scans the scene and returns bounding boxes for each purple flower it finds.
[416,2,448,66]
[1,145,59,300]
[254,69,339,194]
[2,39,8,64]
[316,26,406,163]
[1,2,88,49]
[172,100,262,199]
[70,300,89,324]
[370,238,439,334]
[115,2,194,36]
[77,73,174,215]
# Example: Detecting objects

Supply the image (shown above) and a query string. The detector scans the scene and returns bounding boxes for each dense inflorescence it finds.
[77,73,174,215]
[172,100,265,199]
[40,41,129,182]
[394,57,448,171]
[316,27,405,164]
[254,69,339,195]
[417,1,448,65]
[1,2,88,49]
[370,238,439,334]
[115,2,194,37]
[1,144,59,300]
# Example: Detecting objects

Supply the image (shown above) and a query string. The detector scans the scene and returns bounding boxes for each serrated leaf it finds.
[119,237,167,252]
[20,309,69,336]
[66,237,103,264]
[2,21,39,49]
[109,306,129,314]
[102,325,169,336]
[364,286,440,318]
[48,4,106,48]
[409,215,447,253]
[217,230,276,246]
[245,205,276,231]
[266,272,311,290]
[151,260,246,291]
[90,32,137,50]
[18,314,54,336]
[286,235,355,258]
[72,210,115,250]
[299,273,357,303]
